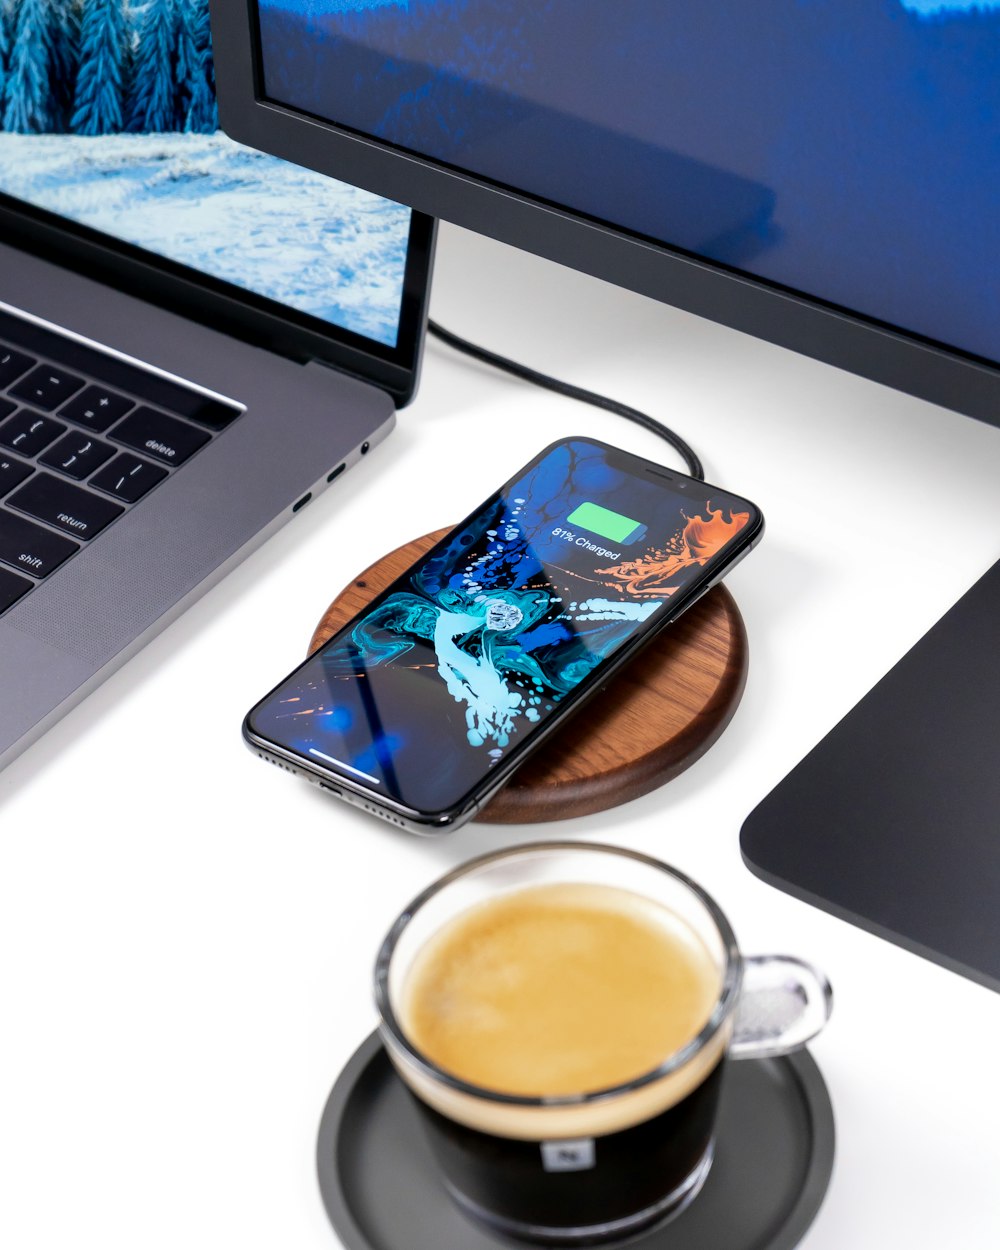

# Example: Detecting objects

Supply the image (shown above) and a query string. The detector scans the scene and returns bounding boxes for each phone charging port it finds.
[319,781,342,796]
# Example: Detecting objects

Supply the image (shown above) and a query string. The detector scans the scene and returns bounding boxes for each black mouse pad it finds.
[742,554,1000,994]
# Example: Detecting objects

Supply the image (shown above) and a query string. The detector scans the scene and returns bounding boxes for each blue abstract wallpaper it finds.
[250,440,754,812]
[258,0,1000,364]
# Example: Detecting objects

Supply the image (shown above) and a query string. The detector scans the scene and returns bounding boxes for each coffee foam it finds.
[390,882,728,1141]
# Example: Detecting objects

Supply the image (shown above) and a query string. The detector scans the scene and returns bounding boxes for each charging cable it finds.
[427,319,705,482]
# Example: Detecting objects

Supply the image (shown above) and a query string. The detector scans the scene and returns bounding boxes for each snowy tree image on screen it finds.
[0,0,218,135]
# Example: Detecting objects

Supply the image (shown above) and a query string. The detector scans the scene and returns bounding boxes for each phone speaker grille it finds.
[256,752,410,827]
[361,800,407,828]
[258,751,298,775]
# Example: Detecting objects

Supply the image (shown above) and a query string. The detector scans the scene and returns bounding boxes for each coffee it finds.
[400,882,720,1098]
[413,1059,725,1243]
[375,844,830,1244]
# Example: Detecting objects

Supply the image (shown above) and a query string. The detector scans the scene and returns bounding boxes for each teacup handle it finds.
[729,955,832,1061]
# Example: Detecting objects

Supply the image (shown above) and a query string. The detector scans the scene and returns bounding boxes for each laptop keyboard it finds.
[0,307,241,617]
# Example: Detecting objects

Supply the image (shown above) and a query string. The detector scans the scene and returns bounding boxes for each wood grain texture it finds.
[310,529,748,824]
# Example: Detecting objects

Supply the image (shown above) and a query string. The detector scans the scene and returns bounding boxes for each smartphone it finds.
[243,437,763,832]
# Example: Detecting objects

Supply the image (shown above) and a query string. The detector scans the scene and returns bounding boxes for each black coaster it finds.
[316,1034,835,1250]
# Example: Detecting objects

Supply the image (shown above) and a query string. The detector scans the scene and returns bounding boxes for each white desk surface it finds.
[2,222,1000,1249]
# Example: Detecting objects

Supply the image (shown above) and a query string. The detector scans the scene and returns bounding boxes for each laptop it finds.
[0,0,435,772]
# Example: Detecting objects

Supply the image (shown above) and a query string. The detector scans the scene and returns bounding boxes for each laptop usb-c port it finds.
[292,491,312,512]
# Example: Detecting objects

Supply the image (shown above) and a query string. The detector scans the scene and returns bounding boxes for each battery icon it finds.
[567,501,647,545]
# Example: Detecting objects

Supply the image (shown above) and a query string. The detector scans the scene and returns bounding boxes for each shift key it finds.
[8,473,123,540]
[0,509,79,577]
[110,406,210,465]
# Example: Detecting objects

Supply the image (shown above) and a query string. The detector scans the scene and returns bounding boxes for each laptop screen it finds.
[0,0,413,352]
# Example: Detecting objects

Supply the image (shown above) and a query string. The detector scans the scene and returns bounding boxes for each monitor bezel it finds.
[210,0,1000,427]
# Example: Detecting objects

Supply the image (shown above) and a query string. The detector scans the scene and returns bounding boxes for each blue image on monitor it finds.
[256,0,1000,366]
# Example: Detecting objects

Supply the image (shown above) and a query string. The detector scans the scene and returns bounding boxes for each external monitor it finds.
[210,1,1000,427]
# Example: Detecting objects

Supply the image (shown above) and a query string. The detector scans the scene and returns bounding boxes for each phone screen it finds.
[247,439,759,817]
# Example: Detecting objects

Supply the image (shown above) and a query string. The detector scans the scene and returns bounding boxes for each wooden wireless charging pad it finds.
[310,528,748,824]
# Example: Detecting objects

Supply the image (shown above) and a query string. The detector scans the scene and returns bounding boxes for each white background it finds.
[2,222,1000,1247]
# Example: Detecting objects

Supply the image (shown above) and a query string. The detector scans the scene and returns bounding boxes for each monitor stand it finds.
[309,528,748,823]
